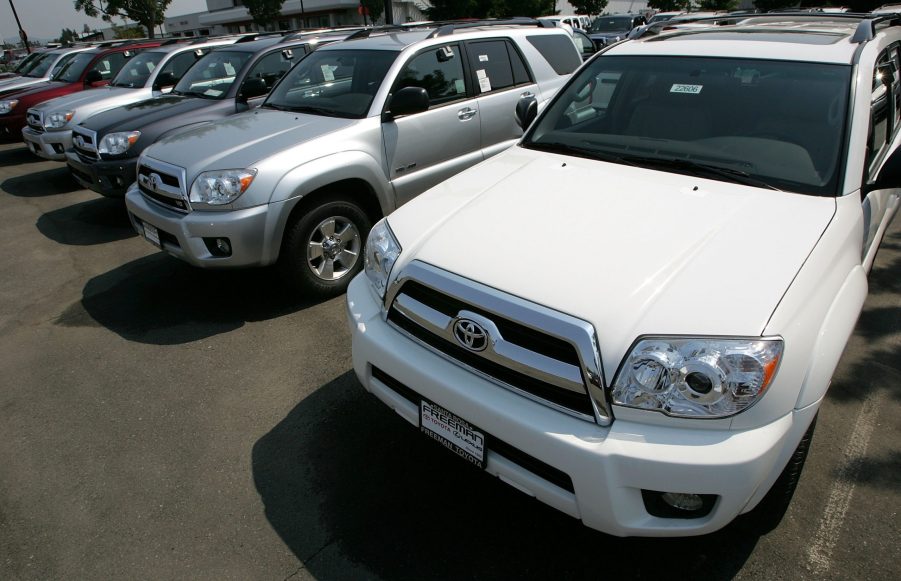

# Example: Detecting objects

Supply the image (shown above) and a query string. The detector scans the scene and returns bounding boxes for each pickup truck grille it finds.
[385,261,611,424]
[72,127,98,161]
[26,110,44,134]
[136,158,190,213]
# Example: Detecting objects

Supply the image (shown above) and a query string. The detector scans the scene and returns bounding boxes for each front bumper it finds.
[124,184,276,268]
[346,274,819,537]
[21,127,71,161]
[0,113,25,142]
[66,151,136,197]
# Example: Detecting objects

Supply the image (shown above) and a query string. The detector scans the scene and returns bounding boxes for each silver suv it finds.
[125,20,583,296]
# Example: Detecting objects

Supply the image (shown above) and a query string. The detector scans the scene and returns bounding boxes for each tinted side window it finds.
[159,51,204,82]
[92,52,127,80]
[510,42,531,85]
[395,44,467,107]
[868,52,893,177]
[467,40,514,93]
[527,35,581,75]
[245,50,294,91]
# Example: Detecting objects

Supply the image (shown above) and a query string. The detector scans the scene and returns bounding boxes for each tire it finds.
[278,199,372,298]
[744,414,818,533]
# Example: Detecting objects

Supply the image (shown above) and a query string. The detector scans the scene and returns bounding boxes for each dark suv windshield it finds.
[590,17,633,33]
[53,52,96,83]
[22,52,57,78]
[111,51,165,88]
[173,50,253,99]
[264,49,397,118]
[524,55,851,196]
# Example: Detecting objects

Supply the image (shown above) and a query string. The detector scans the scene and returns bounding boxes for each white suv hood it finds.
[388,147,836,375]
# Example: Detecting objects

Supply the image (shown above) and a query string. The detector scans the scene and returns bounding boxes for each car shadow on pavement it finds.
[252,372,763,581]
[59,253,323,345]
[0,145,42,167]
[36,197,136,246]
[2,166,81,197]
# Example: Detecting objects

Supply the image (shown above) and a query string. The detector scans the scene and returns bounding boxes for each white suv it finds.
[346,14,901,536]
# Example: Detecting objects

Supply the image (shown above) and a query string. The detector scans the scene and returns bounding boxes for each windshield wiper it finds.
[261,102,289,111]
[288,105,345,117]
[525,140,638,166]
[620,156,783,191]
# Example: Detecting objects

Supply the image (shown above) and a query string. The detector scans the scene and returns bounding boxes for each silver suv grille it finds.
[136,157,190,213]
[385,261,611,424]
[72,127,98,161]
[26,110,44,133]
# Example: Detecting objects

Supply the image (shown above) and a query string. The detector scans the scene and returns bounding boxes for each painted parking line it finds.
[806,391,883,575]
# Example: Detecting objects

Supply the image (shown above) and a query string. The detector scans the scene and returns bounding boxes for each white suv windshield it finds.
[263,49,398,118]
[525,55,852,196]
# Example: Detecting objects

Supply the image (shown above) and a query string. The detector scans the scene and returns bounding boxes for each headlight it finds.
[0,100,18,115]
[364,218,401,299]
[189,169,256,206]
[45,110,75,129]
[98,131,140,155]
[612,337,783,418]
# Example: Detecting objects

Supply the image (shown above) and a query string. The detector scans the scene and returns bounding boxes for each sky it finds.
[1,0,209,43]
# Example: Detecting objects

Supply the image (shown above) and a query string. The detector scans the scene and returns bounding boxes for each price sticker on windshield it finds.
[670,84,703,94]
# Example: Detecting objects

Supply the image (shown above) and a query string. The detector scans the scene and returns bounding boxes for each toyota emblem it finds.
[453,318,488,352]
[75,136,84,148]
[149,173,162,191]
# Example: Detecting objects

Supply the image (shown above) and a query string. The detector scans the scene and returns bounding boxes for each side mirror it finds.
[239,77,268,101]
[385,86,429,119]
[515,96,538,130]
[872,146,901,190]
[153,71,177,91]
[85,69,103,85]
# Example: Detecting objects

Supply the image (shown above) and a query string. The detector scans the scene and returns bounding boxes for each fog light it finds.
[203,237,232,257]
[216,238,231,254]
[661,492,704,512]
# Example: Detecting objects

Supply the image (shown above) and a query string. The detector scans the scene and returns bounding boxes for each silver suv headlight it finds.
[612,337,783,418]
[0,100,18,115]
[98,131,140,155]
[189,169,256,206]
[364,218,401,300]
[44,110,74,129]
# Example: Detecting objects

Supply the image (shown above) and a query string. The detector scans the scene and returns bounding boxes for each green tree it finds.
[73,0,172,39]
[112,24,146,38]
[57,28,80,44]
[426,0,485,20]
[242,0,285,27]
[361,0,385,23]
[697,0,738,10]
[569,0,608,15]
[648,0,690,11]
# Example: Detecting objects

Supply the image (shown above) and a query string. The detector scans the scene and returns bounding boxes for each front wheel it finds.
[278,199,372,298]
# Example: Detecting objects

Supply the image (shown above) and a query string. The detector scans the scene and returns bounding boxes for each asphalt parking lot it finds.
[0,141,898,580]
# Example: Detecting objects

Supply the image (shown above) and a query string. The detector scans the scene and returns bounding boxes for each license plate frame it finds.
[420,398,487,469]
[142,222,161,247]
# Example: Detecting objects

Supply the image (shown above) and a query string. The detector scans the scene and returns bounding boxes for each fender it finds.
[258,151,394,265]
[795,265,868,409]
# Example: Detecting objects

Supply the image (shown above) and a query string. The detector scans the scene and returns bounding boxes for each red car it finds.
[0,40,162,142]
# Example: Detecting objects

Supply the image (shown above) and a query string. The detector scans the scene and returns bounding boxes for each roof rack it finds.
[279,26,366,41]
[628,11,892,42]
[426,17,555,38]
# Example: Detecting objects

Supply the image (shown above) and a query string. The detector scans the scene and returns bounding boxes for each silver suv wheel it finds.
[306,216,361,281]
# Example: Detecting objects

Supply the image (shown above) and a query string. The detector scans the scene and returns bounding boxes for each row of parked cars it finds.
[3,13,900,538]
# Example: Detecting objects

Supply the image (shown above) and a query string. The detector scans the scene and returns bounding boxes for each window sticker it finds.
[321,64,335,81]
[670,84,703,94]
[479,54,489,62]
[224,63,236,75]
[476,68,491,92]
[454,79,465,94]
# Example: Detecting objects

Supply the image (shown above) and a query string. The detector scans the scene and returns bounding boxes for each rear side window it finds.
[527,35,581,75]
[91,52,127,80]
[245,50,295,91]
[466,40,532,94]
[158,51,203,82]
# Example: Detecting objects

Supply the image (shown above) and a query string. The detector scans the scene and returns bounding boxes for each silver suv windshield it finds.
[172,50,252,99]
[22,52,58,78]
[111,51,165,88]
[263,49,398,118]
[524,55,851,196]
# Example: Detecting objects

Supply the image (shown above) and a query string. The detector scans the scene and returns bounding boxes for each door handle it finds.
[458,107,477,120]
[520,91,535,98]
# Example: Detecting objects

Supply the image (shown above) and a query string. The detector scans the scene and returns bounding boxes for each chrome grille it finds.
[72,127,98,161]
[136,157,190,214]
[26,110,44,133]
[385,261,611,424]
